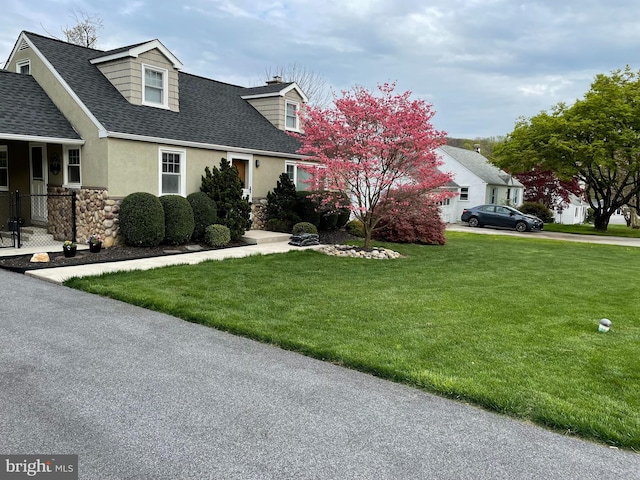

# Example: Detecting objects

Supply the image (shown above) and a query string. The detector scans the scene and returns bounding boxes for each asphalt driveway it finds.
[1,269,639,479]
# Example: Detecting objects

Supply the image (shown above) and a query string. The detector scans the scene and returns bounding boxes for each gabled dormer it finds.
[241,77,308,132]
[90,40,183,112]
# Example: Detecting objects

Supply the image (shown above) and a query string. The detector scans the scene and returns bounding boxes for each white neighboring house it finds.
[553,194,588,224]
[437,145,524,223]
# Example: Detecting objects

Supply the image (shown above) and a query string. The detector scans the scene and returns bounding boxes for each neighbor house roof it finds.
[439,145,523,187]
[0,69,83,143]
[20,31,302,156]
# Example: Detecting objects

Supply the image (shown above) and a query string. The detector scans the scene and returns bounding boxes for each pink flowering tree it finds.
[292,82,454,249]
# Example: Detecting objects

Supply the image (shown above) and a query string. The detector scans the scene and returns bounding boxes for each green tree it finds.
[494,67,640,231]
[200,159,251,240]
[265,173,301,231]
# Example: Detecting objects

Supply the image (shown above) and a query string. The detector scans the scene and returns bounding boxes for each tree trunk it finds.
[630,207,640,229]
[593,212,610,231]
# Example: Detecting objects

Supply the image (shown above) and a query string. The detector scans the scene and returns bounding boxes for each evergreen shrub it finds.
[204,224,231,247]
[159,195,195,245]
[187,192,217,241]
[119,192,165,247]
[345,219,365,238]
[292,222,318,235]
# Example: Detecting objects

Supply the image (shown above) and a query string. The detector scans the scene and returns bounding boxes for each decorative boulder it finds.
[289,233,320,246]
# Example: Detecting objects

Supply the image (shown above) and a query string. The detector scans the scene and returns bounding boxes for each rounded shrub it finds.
[159,195,195,245]
[345,219,365,238]
[292,222,318,235]
[204,224,231,247]
[187,192,217,241]
[119,192,165,247]
[266,218,294,233]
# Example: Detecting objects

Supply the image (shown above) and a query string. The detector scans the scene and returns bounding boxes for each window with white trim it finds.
[286,162,312,190]
[285,101,299,131]
[159,148,185,195]
[16,59,30,75]
[143,65,168,107]
[460,187,469,201]
[64,147,81,186]
[0,146,8,191]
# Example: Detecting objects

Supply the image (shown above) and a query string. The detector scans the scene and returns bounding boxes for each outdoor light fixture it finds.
[599,318,612,332]
[255,159,261,168]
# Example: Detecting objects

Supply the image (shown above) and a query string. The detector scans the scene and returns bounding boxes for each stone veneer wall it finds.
[251,198,267,230]
[48,187,121,247]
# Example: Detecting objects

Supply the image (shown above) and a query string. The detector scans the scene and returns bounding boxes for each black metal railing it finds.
[0,190,76,248]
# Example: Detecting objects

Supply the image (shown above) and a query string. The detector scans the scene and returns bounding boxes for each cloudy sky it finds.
[2,0,639,139]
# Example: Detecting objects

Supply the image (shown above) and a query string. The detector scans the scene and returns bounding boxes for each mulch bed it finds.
[0,230,358,273]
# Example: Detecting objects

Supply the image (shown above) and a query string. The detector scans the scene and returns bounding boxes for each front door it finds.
[30,143,47,224]
[231,156,252,202]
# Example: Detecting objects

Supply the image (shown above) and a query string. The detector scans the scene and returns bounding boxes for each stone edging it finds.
[318,244,401,259]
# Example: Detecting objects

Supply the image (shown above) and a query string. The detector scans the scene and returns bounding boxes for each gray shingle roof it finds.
[241,82,295,96]
[440,145,523,187]
[0,69,81,141]
[24,32,301,155]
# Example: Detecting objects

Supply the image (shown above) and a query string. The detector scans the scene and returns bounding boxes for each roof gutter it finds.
[0,133,85,145]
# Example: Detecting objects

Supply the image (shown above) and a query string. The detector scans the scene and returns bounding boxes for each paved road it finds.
[1,270,639,479]
[447,223,640,247]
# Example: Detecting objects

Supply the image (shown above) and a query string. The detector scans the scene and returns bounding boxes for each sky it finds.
[2,0,640,139]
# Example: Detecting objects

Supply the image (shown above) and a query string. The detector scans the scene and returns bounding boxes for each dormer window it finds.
[142,64,168,108]
[285,101,299,131]
[16,59,30,75]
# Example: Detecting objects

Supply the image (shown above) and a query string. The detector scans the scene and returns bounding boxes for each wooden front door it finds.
[231,158,251,201]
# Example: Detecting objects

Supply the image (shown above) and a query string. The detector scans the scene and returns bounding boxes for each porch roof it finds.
[0,70,83,144]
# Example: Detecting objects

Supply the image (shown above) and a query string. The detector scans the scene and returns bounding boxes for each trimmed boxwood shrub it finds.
[159,195,195,245]
[119,192,165,247]
[204,224,231,247]
[292,222,318,235]
[519,202,554,224]
[345,219,365,238]
[188,192,217,241]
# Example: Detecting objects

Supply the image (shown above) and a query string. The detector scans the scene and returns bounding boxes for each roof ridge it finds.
[22,30,104,53]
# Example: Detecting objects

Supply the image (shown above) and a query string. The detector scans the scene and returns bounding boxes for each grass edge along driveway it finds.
[66,232,640,451]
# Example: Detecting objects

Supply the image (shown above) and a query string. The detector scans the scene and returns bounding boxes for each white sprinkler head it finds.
[598,318,612,333]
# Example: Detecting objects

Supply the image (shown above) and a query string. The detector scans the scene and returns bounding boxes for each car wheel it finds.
[515,221,528,232]
[468,217,479,227]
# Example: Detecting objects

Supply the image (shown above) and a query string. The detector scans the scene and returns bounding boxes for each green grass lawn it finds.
[544,222,640,238]
[66,232,640,450]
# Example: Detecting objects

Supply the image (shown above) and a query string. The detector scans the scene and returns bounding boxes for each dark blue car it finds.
[461,204,544,232]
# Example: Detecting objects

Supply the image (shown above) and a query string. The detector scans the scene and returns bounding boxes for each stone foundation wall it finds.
[47,187,121,247]
[251,198,267,230]
[47,187,73,241]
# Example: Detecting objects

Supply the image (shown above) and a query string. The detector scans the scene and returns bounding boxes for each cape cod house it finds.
[436,145,524,223]
[0,31,310,246]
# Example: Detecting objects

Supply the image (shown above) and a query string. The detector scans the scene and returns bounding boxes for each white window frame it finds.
[0,146,8,191]
[63,146,82,187]
[159,147,186,196]
[142,64,169,108]
[285,100,300,131]
[460,186,469,201]
[16,59,30,75]
[286,161,320,190]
